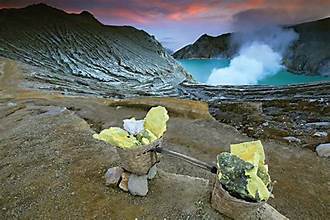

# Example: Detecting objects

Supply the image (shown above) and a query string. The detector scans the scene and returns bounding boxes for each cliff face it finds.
[284,18,330,76]
[0,4,191,97]
[173,18,330,76]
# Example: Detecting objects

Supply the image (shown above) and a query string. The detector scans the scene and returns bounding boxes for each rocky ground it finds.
[1,55,330,219]
[209,100,329,151]
[180,81,330,152]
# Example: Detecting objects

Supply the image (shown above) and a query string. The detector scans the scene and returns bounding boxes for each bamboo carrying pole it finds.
[153,147,218,174]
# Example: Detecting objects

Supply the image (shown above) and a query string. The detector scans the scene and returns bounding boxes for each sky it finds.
[1,0,330,51]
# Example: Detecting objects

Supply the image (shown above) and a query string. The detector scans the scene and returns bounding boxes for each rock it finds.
[41,107,68,116]
[147,164,157,180]
[255,203,289,220]
[262,122,269,127]
[7,102,17,107]
[313,131,328,137]
[305,122,330,128]
[105,166,123,186]
[123,118,144,135]
[128,174,148,196]
[316,143,330,157]
[118,172,130,192]
[283,136,301,143]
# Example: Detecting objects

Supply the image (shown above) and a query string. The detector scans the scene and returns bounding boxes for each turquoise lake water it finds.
[178,59,329,86]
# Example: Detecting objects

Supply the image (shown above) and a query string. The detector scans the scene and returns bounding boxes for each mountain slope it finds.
[0,3,191,97]
[284,18,330,75]
[173,17,330,76]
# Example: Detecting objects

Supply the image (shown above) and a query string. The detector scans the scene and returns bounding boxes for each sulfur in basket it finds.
[211,176,265,219]
[93,106,169,175]
[210,141,272,219]
[116,138,162,175]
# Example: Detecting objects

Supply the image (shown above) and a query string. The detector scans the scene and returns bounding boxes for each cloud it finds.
[231,0,330,30]
[0,0,223,23]
[232,6,330,31]
[1,0,329,50]
[2,0,329,25]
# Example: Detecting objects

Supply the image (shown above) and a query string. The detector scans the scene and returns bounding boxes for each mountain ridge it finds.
[0,3,192,97]
[0,3,101,26]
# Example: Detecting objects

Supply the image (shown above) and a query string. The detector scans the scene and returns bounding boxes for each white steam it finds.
[208,42,281,85]
[207,27,298,85]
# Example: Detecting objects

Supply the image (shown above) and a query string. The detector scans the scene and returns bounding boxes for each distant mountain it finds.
[173,33,235,59]
[173,18,330,76]
[0,3,191,97]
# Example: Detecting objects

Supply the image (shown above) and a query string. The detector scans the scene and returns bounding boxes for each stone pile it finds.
[105,164,158,196]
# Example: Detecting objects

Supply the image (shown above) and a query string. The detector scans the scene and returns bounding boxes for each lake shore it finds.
[178,58,330,86]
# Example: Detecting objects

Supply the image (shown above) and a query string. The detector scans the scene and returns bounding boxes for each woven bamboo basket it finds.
[211,176,265,219]
[115,138,162,175]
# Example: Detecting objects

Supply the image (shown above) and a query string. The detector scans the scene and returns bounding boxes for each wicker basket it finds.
[211,176,265,219]
[115,138,162,175]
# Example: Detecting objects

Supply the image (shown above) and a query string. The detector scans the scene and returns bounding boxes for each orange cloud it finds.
[227,0,264,10]
[168,3,209,21]
[1,0,329,26]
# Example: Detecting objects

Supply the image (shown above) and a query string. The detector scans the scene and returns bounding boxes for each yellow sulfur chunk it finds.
[142,129,158,143]
[257,164,271,187]
[230,140,271,201]
[136,129,158,145]
[246,169,271,201]
[93,127,140,149]
[218,171,222,180]
[230,140,265,167]
[141,137,150,145]
[144,106,169,138]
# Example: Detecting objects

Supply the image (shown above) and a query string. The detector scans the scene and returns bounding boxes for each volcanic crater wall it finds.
[0,4,191,97]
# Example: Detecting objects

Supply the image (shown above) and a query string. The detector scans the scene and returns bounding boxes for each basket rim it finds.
[214,177,266,205]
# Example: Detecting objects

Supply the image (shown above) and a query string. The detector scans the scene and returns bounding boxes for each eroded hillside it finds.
[0,4,191,97]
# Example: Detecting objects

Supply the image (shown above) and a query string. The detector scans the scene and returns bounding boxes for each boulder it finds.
[313,132,328,137]
[105,166,123,186]
[119,172,130,192]
[316,143,330,157]
[283,136,301,143]
[128,174,148,196]
[147,164,157,180]
[305,122,330,128]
